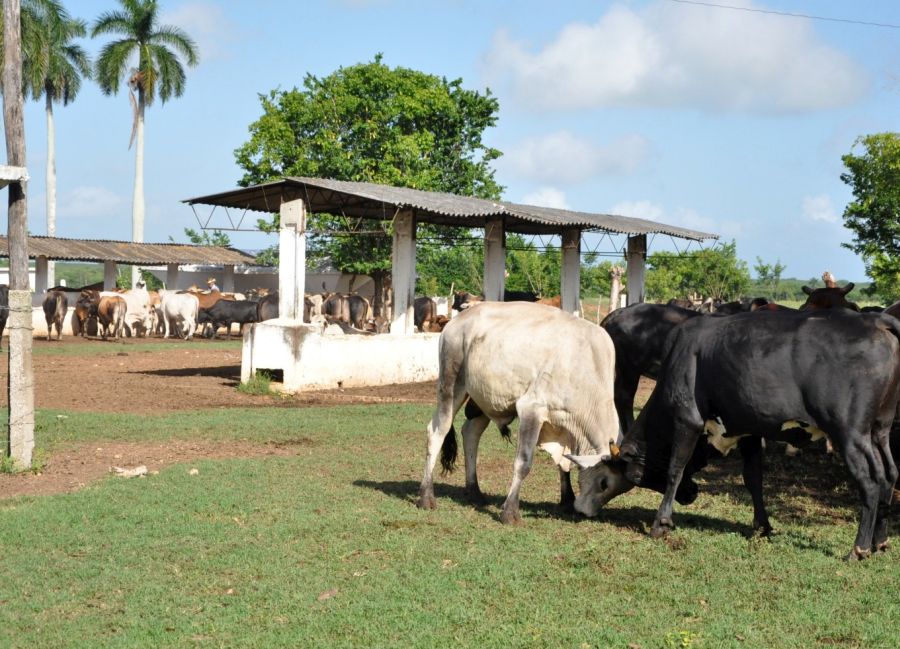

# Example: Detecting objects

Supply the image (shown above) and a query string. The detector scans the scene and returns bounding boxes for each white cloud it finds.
[484,1,868,113]
[802,194,839,223]
[521,187,570,209]
[61,186,125,220]
[162,2,237,62]
[503,130,650,184]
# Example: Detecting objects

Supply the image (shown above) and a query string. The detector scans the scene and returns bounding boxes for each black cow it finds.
[579,310,900,560]
[0,284,7,350]
[198,300,259,338]
[600,303,703,434]
[42,290,68,341]
[452,289,539,312]
[715,297,771,314]
[800,283,859,311]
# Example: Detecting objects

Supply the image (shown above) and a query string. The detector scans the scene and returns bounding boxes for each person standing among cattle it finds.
[207,277,220,292]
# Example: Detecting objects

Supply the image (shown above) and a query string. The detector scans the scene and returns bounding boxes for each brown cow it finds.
[42,290,68,341]
[537,295,562,309]
[97,295,127,340]
[799,283,859,311]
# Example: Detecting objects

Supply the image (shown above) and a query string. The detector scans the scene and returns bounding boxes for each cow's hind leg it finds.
[738,436,772,536]
[872,424,897,552]
[461,413,491,505]
[836,433,884,560]
[499,404,545,525]
[417,380,467,510]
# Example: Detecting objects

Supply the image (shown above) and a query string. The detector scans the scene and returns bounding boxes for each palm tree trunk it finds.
[45,92,56,287]
[131,88,145,288]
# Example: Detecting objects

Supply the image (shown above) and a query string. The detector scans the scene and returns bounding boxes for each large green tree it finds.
[234,55,503,313]
[91,0,198,286]
[21,0,90,286]
[645,240,751,302]
[840,132,900,301]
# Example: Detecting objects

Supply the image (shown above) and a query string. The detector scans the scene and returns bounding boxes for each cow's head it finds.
[565,443,635,517]
[799,283,860,311]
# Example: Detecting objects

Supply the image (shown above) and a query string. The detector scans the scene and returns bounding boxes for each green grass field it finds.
[0,405,898,648]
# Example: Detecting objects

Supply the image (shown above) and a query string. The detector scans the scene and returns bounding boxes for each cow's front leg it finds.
[738,436,772,536]
[559,467,575,513]
[500,409,543,525]
[461,413,491,505]
[651,424,702,539]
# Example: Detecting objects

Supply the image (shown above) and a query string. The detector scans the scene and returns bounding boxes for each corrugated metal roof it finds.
[0,235,258,265]
[184,176,718,241]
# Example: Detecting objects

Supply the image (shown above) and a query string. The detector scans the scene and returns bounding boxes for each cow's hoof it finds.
[752,520,773,538]
[875,540,890,553]
[499,508,522,525]
[465,485,487,506]
[416,492,436,510]
[844,546,872,561]
[650,518,673,539]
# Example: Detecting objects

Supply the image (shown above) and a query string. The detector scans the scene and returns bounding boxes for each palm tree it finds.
[21,0,91,287]
[91,0,198,286]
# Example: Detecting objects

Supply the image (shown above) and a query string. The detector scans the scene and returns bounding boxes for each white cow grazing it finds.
[159,290,200,339]
[417,301,625,524]
[100,288,152,337]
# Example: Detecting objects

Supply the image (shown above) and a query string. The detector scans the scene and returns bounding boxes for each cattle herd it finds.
[418,281,900,561]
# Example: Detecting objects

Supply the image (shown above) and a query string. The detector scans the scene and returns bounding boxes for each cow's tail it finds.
[439,425,458,476]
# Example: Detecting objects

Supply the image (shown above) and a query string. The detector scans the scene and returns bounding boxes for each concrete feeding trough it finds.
[241,320,440,391]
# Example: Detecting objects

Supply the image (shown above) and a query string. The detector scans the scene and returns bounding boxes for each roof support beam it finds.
[222,264,235,293]
[35,255,48,296]
[483,217,506,302]
[166,263,180,290]
[279,197,306,321]
[626,234,647,306]
[391,208,416,334]
[104,261,117,291]
[561,227,581,315]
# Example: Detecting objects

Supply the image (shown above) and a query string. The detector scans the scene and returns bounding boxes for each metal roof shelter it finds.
[0,235,258,295]
[0,235,257,265]
[184,176,719,334]
[185,176,716,241]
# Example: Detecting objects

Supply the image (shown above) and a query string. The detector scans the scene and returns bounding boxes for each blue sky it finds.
[9,0,900,281]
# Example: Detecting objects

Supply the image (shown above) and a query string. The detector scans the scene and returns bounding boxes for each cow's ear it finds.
[564,453,610,469]
[801,286,813,295]
[842,282,855,295]
[609,442,621,458]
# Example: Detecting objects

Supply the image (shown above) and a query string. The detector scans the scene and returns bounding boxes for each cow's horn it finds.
[609,442,621,458]
[801,285,813,295]
[842,282,855,295]
[564,453,609,469]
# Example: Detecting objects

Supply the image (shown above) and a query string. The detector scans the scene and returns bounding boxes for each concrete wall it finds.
[146,268,375,298]
[242,320,439,392]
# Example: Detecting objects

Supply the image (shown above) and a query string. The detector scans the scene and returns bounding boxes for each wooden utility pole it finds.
[4,0,35,468]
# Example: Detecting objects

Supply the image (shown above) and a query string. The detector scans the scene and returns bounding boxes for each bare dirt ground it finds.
[0,336,442,500]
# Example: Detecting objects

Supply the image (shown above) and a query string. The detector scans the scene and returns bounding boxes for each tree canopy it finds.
[234,56,503,300]
[645,240,751,301]
[840,132,900,301]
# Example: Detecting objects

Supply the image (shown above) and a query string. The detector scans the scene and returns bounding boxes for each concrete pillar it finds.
[279,198,306,321]
[48,260,55,290]
[222,264,235,293]
[483,217,506,302]
[626,235,647,306]
[7,289,34,468]
[166,263,180,290]
[390,209,416,334]
[35,256,48,294]
[104,261,118,290]
[560,227,581,316]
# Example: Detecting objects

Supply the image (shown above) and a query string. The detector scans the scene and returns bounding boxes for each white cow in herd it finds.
[417,301,626,524]
[158,290,200,340]
[100,287,153,337]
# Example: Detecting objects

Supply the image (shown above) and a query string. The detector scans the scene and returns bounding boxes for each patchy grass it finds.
[238,370,276,396]
[0,404,898,647]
